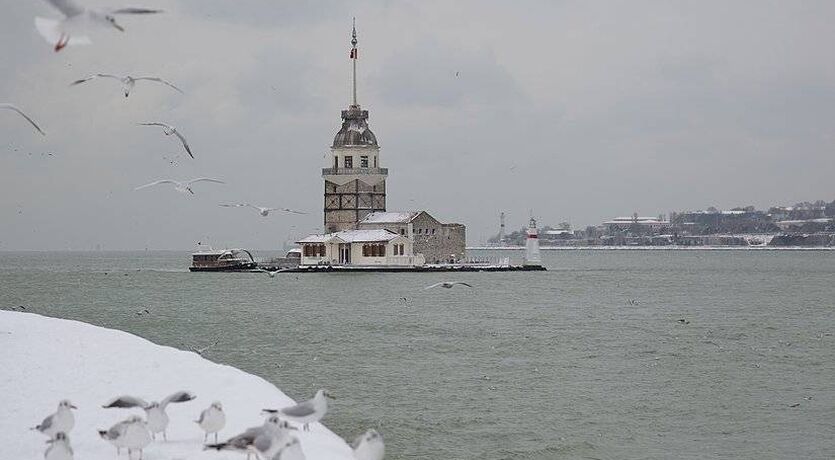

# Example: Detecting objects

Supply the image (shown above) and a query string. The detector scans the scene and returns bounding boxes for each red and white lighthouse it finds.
[524,216,542,266]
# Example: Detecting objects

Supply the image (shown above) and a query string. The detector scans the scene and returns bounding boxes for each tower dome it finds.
[332,106,378,147]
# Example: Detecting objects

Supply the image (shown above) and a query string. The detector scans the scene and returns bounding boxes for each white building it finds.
[296,229,425,267]
[603,216,671,232]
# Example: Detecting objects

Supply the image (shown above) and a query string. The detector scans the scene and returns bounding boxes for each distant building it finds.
[602,216,672,233]
[358,211,466,263]
[296,229,424,267]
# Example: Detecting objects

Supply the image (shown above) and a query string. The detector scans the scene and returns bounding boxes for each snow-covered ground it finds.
[0,311,355,460]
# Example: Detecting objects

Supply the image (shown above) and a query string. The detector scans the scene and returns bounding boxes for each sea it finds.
[1,249,832,459]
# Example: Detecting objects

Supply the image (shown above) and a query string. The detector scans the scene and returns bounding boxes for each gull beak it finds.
[113,21,125,32]
[326,393,336,400]
[70,404,78,409]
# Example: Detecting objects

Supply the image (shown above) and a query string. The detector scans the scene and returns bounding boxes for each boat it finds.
[260,248,302,270]
[189,248,258,272]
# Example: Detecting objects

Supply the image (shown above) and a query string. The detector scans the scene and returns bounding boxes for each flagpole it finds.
[351,17,357,107]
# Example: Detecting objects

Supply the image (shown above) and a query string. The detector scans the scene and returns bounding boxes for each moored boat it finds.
[189,249,258,272]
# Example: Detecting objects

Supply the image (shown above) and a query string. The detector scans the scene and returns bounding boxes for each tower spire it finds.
[350,17,358,107]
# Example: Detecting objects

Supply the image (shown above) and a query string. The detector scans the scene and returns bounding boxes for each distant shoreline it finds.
[468,246,835,251]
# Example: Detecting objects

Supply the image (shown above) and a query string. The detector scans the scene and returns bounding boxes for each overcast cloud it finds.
[2,0,834,250]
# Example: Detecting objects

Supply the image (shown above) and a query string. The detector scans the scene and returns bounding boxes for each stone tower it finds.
[323,20,387,233]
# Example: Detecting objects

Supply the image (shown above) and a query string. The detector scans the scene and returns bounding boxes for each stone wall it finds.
[410,213,466,263]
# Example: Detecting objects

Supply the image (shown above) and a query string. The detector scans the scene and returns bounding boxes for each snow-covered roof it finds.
[297,229,402,244]
[359,211,419,224]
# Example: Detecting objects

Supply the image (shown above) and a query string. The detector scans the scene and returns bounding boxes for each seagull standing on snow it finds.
[271,437,305,460]
[36,0,162,52]
[44,432,73,460]
[0,104,45,135]
[99,415,151,460]
[71,74,182,98]
[351,429,384,460]
[103,391,196,441]
[219,203,307,217]
[138,122,193,158]
[32,400,76,438]
[424,281,472,290]
[135,178,224,195]
[262,389,334,431]
[98,417,130,455]
[196,401,225,443]
[205,415,297,460]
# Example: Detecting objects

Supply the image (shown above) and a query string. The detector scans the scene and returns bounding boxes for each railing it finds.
[385,255,426,266]
[322,167,388,175]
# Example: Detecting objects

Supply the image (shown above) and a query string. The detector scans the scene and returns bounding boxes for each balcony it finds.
[322,167,388,175]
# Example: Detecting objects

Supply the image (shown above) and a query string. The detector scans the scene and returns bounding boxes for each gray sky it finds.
[2,0,834,250]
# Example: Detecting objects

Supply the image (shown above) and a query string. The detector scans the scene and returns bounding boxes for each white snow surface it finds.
[0,311,354,460]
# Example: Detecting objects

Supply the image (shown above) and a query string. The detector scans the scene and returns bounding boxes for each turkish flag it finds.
[350,48,357,59]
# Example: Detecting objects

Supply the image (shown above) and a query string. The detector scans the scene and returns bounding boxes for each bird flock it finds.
[5,0,306,221]
[32,389,384,460]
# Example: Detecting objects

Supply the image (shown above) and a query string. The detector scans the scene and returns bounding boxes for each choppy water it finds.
[1,250,833,459]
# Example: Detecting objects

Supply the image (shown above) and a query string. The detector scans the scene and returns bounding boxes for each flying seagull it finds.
[424,281,473,290]
[262,389,334,431]
[0,104,45,135]
[71,74,182,97]
[36,0,163,52]
[258,268,286,278]
[103,391,196,441]
[219,203,307,217]
[135,178,224,195]
[138,122,193,158]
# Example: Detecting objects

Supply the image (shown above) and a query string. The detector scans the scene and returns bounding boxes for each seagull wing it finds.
[137,122,170,129]
[111,7,164,14]
[0,104,45,136]
[187,178,225,186]
[134,77,184,94]
[265,207,307,215]
[70,74,121,86]
[36,414,54,431]
[279,401,317,418]
[172,129,193,158]
[454,282,473,287]
[102,395,148,409]
[45,0,85,17]
[219,203,247,208]
[161,390,196,408]
[134,180,176,191]
[424,282,444,290]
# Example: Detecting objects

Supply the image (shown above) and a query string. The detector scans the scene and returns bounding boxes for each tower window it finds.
[333,156,338,168]
[360,156,368,168]
[344,156,353,168]
[374,156,377,168]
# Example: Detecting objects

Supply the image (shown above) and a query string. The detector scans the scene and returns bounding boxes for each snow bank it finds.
[0,311,354,460]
